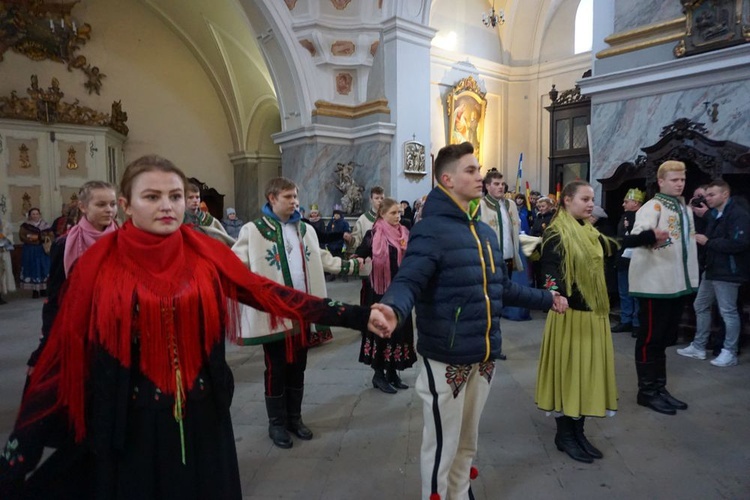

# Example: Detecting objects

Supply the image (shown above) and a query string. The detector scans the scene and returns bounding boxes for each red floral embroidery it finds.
[445,364,472,398]
[544,274,558,291]
[479,360,495,384]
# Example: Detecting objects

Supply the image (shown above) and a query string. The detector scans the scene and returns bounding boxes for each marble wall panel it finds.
[615,1,683,33]
[283,140,391,216]
[590,80,750,197]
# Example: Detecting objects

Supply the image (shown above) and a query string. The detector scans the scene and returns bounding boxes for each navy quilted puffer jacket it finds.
[381,186,552,365]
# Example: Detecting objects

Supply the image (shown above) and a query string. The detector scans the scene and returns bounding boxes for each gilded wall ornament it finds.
[447,76,487,164]
[22,192,32,214]
[0,76,128,135]
[0,0,106,94]
[66,146,78,170]
[18,143,31,169]
[675,0,750,57]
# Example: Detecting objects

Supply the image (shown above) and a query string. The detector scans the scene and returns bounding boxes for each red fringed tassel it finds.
[430,494,441,500]
[470,466,479,480]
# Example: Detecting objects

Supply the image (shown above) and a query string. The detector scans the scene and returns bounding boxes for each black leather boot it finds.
[554,417,593,463]
[654,358,688,410]
[386,368,408,389]
[636,362,676,415]
[286,387,313,440]
[573,417,603,459]
[265,394,292,448]
[372,369,397,394]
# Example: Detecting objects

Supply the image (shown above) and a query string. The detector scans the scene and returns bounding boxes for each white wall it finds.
[428,0,589,194]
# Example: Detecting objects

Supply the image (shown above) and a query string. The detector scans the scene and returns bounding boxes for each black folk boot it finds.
[265,394,293,449]
[554,416,593,463]
[286,387,313,440]
[573,417,603,459]
[654,358,688,410]
[636,362,676,415]
[386,367,408,389]
[372,369,397,394]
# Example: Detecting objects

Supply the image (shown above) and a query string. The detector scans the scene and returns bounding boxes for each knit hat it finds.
[226,207,236,215]
[624,188,645,203]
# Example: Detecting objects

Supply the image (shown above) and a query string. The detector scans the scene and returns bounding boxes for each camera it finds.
[690,195,706,208]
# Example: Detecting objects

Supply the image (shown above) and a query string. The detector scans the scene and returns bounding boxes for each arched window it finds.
[574,0,593,54]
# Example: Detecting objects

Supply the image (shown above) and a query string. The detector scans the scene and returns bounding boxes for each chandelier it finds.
[482,1,505,28]
[43,1,81,35]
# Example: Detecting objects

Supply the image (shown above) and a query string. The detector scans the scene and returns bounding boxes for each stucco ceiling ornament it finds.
[0,75,128,135]
[284,0,298,10]
[0,0,106,94]
[370,40,379,56]
[335,73,353,95]
[331,0,352,10]
[331,40,355,56]
[299,39,317,56]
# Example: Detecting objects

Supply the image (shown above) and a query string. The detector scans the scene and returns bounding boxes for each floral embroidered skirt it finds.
[359,291,417,371]
[20,244,50,291]
[535,308,618,418]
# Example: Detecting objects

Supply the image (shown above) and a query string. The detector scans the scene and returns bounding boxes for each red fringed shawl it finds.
[20,221,311,442]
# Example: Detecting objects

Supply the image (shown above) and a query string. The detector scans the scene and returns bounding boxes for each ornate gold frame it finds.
[0,75,128,135]
[675,0,750,57]
[446,76,487,164]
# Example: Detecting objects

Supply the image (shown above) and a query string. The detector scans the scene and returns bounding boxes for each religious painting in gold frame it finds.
[446,76,487,164]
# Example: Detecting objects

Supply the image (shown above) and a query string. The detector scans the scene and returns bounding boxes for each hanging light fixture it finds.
[42,0,80,35]
[482,1,505,28]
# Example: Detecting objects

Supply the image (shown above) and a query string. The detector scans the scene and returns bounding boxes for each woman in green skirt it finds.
[536,180,618,463]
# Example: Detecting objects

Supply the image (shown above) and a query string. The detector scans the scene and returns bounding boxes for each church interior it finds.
[1,2,750,498]
[1,0,748,225]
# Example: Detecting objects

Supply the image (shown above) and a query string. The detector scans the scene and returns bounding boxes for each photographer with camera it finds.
[677,179,750,367]
[689,186,710,272]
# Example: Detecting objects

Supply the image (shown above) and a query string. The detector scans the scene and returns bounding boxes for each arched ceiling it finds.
[140,0,580,150]
[142,0,278,153]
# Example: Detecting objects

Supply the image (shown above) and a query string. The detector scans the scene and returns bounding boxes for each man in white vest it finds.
[479,170,523,277]
[479,170,524,360]
[623,160,699,415]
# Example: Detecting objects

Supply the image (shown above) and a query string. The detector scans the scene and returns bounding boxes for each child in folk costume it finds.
[356,198,417,393]
[232,177,367,449]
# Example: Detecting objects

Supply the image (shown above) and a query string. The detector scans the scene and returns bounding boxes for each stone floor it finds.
[1,281,749,499]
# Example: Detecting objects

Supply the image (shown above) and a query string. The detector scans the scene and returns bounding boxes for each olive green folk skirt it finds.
[535,309,618,418]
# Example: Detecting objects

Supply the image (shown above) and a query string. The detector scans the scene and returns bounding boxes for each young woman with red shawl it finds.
[356,198,417,393]
[0,155,390,499]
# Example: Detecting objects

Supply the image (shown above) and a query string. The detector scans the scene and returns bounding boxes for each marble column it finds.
[230,151,281,221]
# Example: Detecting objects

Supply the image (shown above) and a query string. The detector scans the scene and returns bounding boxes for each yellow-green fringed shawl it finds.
[542,209,617,315]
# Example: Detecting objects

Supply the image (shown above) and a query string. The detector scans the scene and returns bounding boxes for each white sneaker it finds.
[710,349,738,367]
[676,343,707,360]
